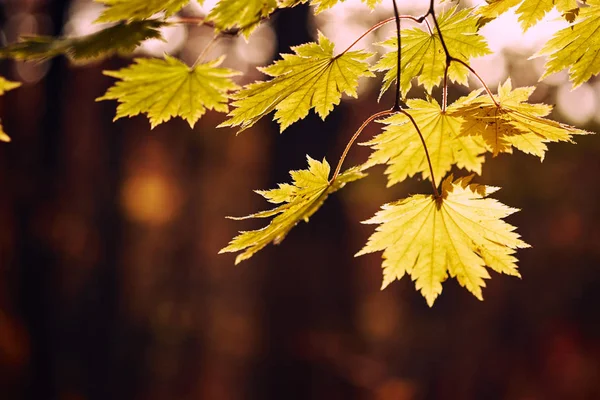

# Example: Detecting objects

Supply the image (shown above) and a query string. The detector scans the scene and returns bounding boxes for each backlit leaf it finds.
[95,0,192,22]
[98,55,240,128]
[357,175,529,306]
[220,156,366,264]
[373,6,490,98]
[206,0,277,38]
[477,0,580,28]
[220,32,374,132]
[363,95,487,187]
[280,0,382,13]
[451,79,591,159]
[532,0,600,88]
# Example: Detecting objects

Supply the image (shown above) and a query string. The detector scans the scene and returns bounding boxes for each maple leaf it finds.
[451,79,590,159]
[279,0,381,13]
[373,6,490,98]
[220,156,366,264]
[0,20,164,63]
[0,77,21,142]
[532,0,600,88]
[477,0,580,29]
[206,0,277,38]
[95,0,192,23]
[357,175,529,306]
[220,32,374,132]
[98,55,240,128]
[363,97,487,187]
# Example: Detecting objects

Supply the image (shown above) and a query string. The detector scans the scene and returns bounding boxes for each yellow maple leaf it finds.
[362,96,487,187]
[373,6,491,97]
[532,0,600,88]
[94,0,192,22]
[206,0,277,38]
[220,156,366,264]
[98,55,240,128]
[220,32,374,132]
[451,79,591,159]
[357,175,529,306]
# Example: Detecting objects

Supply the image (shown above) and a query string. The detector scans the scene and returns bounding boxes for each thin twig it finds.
[391,0,402,111]
[340,15,422,55]
[450,58,499,107]
[399,109,440,197]
[330,110,395,183]
[193,34,219,66]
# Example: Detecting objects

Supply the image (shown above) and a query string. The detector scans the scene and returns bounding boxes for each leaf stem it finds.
[330,109,395,183]
[193,34,219,66]
[391,0,403,111]
[427,0,499,108]
[442,63,449,112]
[340,15,423,56]
[399,109,440,197]
[451,58,499,106]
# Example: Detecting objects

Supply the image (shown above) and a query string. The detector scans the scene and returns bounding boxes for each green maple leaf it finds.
[220,156,366,264]
[95,0,193,22]
[373,6,490,98]
[0,77,22,142]
[363,95,487,187]
[220,32,374,132]
[532,0,600,88]
[451,79,591,159]
[0,20,164,63]
[98,55,240,128]
[357,175,529,306]
[206,0,277,38]
[477,0,580,29]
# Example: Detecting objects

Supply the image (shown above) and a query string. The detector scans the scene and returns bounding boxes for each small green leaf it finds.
[98,55,241,128]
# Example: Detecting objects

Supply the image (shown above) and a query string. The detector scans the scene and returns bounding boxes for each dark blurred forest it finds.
[1,1,600,399]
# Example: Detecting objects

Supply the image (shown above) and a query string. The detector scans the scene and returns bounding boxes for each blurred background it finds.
[1,0,599,399]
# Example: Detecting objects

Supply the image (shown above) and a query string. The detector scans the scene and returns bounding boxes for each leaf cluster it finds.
[0,0,597,305]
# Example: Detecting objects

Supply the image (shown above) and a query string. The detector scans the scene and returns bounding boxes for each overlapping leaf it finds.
[220,33,374,132]
[363,95,487,187]
[451,79,590,159]
[357,175,529,306]
[95,0,193,22]
[206,0,277,38]
[98,55,240,128]
[0,77,21,142]
[220,157,366,264]
[532,0,600,88]
[373,6,490,98]
[0,20,164,63]
[477,0,580,29]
